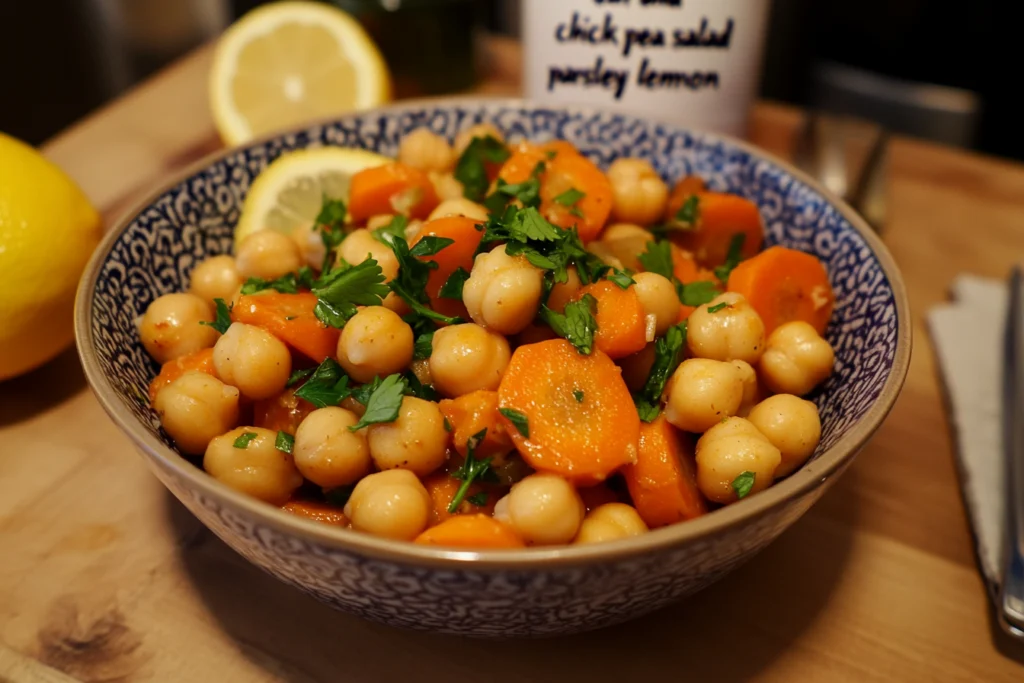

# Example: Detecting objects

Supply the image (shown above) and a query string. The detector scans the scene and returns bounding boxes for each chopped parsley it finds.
[674,194,700,228]
[637,240,674,281]
[286,367,315,388]
[200,298,233,335]
[483,161,545,211]
[411,324,435,361]
[633,321,687,422]
[443,416,452,432]
[553,187,586,217]
[403,370,439,401]
[293,358,351,408]
[607,268,635,289]
[232,431,258,449]
[311,259,389,327]
[447,429,498,513]
[455,135,510,202]
[438,267,470,299]
[713,233,746,282]
[275,431,294,454]
[349,374,407,431]
[386,234,463,325]
[240,266,316,296]
[573,389,585,403]
[315,197,348,272]
[732,471,756,499]
[371,214,408,247]
[539,294,598,355]
[707,302,730,313]
[499,408,530,438]
[679,280,721,306]
[466,491,489,506]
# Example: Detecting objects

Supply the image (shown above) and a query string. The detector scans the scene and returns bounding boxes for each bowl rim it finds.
[75,96,912,570]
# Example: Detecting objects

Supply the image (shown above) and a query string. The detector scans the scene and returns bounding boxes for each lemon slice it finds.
[236,146,389,246]
[210,1,391,146]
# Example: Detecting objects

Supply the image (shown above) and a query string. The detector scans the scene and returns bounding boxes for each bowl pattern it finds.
[83,101,901,636]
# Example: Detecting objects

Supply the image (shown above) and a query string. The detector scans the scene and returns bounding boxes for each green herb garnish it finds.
[499,408,530,438]
[674,194,700,228]
[371,214,409,247]
[200,298,233,335]
[466,492,489,506]
[233,431,258,449]
[637,240,674,281]
[539,294,598,355]
[447,429,497,513]
[633,321,687,422]
[455,135,510,202]
[403,370,439,401]
[286,367,315,388]
[607,269,635,289]
[311,259,389,327]
[713,233,746,282]
[438,267,470,300]
[315,196,348,272]
[732,471,756,499]
[293,358,351,408]
[707,302,730,313]
[679,280,721,306]
[573,389,585,403]
[349,374,407,431]
[275,431,294,454]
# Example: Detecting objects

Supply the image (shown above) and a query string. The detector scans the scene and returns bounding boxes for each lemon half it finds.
[210,1,391,146]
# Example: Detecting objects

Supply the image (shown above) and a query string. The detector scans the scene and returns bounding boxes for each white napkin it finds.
[927,274,1007,595]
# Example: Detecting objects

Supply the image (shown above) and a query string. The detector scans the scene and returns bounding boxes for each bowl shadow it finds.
[0,347,88,427]
[165,478,859,682]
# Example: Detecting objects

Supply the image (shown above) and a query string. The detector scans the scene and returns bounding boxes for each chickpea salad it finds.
[139,124,837,549]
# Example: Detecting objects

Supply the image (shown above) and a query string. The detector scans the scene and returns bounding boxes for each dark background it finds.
[1,0,1018,160]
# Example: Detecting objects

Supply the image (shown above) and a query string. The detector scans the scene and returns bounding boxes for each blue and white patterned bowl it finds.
[75,99,910,638]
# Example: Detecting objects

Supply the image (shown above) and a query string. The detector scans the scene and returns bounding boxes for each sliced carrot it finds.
[423,472,495,525]
[726,245,835,335]
[438,390,513,459]
[410,215,484,319]
[415,514,524,548]
[497,339,640,485]
[231,292,339,362]
[540,140,580,158]
[623,416,707,528]
[574,280,647,359]
[664,176,707,223]
[253,387,316,434]
[148,348,216,404]
[670,245,719,320]
[579,483,621,512]
[670,192,764,267]
[348,162,439,222]
[281,500,348,527]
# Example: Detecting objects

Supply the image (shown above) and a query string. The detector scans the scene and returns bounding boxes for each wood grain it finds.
[2,36,1024,681]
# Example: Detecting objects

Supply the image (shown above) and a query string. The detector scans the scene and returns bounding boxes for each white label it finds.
[522,0,771,137]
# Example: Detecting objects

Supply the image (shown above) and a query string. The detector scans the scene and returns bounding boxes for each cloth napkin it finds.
[928,274,1008,598]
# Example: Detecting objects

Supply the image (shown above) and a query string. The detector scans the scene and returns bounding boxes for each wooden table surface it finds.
[3,37,1024,682]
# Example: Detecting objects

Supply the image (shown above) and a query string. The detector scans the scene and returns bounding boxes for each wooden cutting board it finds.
[2,37,1024,682]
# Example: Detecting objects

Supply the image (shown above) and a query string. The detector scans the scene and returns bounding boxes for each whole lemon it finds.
[0,132,101,380]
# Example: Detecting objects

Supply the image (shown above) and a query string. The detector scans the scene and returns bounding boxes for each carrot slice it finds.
[231,292,339,362]
[664,176,707,223]
[148,348,216,404]
[281,500,347,527]
[670,245,719,320]
[414,514,524,548]
[423,472,495,525]
[726,245,835,335]
[437,390,513,459]
[623,416,707,527]
[348,162,439,222]
[574,280,647,359]
[497,339,640,485]
[410,215,484,319]
[670,192,764,267]
[253,387,316,434]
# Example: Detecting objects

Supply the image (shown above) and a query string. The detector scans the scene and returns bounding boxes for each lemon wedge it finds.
[210,1,391,146]
[236,146,389,247]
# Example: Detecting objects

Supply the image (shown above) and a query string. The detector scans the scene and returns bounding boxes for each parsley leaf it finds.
[315,197,348,272]
[679,280,721,306]
[573,389,585,403]
[713,233,746,282]
[539,294,598,355]
[553,186,586,219]
[403,370,439,401]
[447,429,495,513]
[311,259,389,327]
[294,358,352,408]
[633,321,687,422]
[408,315,436,361]
[732,471,756,499]
[607,268,635,289]
[438,267,470,299]
[233,431,258,449]
[240,272,300,296]
[455,135,510,202]
[707,302,730,313]
[637,240,674,280]
[499,408,530,438]
[674,194,700,228]
[409,236,455,258]
[371,214,408,247]
[485,161,545,209]
[286,367,315,388]
[349,374,407,431]
[466,492,489,506]
[200,298,233,335]
[275,431,294,454]
[350,375,381,407]
[386,234,463,325]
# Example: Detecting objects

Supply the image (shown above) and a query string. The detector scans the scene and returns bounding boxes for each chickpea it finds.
[454,123,505,157]
[695,416,782,504]
[429,323,511,397]
[344,469,432,541]
[204,426,303,505]
[154,372,240,455]
[428,198,489,222]
[665,358,744,433]
[293,407,372,488]
[139,292,219,364]
[732,360,760,416]
[546,267,582,315]
[235,230,303,280]
[337,228,400,281]
[336,306,414,383]
[598,223,652,271]
[189,256,243,307]
[493,473,585,545]
[213,322,292,400]
[619,343,656,393]
[365,214,397,231]
[747,394,822,477]
[687,292,766,364]
[574,503,649,544]
[429,171,464,202]
[759,321,835,396]
[632,272,681,336]
[585,241,625,270]
[398,128,455,173]
[462,245,544,335]
[381,291,411,316]
[367,396,448,477]
[290,222,326,269]
[607,158,669,226]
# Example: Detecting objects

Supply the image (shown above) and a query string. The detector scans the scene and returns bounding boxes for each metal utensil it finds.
[1000,266,1024,637]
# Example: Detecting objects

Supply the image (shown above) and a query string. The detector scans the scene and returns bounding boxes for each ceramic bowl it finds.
[75,99,910,637]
